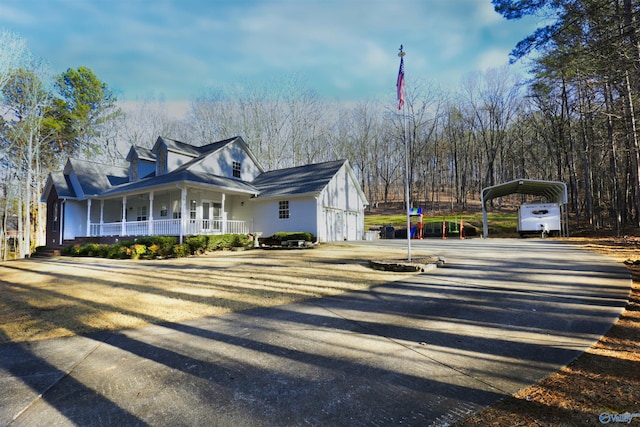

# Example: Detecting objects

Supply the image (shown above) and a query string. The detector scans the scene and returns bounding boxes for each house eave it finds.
[250,191,320,202]
[94,180,259,200]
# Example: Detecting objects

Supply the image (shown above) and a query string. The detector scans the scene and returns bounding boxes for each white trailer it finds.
[518,202,561,237]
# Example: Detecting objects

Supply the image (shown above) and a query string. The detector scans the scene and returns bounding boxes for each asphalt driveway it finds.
[0,239,631,426]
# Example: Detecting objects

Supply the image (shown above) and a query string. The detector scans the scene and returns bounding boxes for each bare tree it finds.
[461,67,523,190]
[1,60,53,256]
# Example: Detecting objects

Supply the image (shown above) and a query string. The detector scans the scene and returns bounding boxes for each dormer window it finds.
[157,148,167,175]
[233,161,241,178]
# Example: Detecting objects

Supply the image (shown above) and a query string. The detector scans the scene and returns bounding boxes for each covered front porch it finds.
[89,217,250,238]
[85,185,254,241]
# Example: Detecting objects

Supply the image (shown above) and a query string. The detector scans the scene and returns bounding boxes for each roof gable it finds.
[152,136,201,157]
[41,171,75,201]
[126,145,155,162]
[65,159,129,198]
[184,136,265,179]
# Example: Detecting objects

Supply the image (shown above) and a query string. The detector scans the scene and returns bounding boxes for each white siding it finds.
[191,143,262,181]
[167,152,196,172]
[251,197,318,238]
[227,196,253,221]
[63,200,87,240]
[317,164,366,242]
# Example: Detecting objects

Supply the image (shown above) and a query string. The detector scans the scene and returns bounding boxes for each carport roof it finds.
[481,179,568,208]
[481,179,569,238]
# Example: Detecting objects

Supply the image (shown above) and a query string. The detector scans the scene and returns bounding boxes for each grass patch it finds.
[365,212,517,237]
[0,244,423,344]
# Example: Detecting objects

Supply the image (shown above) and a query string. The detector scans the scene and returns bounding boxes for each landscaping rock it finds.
[369,256,445,272]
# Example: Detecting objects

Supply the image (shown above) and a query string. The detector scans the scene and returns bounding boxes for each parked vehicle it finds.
[517,203,561,237]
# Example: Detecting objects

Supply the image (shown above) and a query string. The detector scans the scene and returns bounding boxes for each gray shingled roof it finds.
[252,160,347,199]
[100,168,259,197]
[49,171,76,198]
[157,136,238,157]
[46,138,349,202]
[135,146,155,161]
[158,137,202,157]
[68,159,129,197]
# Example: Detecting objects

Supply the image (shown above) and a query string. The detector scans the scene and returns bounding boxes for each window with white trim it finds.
[278,200,289,219]
[232,161,241,178]
[172,199,181,219]
[136,205,147,221]
[52,201,59,232]
[190,200,197,219]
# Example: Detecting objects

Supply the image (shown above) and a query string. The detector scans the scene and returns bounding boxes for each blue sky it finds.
[0,0,539,104]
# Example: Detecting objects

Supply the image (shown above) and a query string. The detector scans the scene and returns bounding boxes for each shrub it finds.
[135,236,176,257]
[172,243,189,258]
[131,244,147,260]
[59,234,251,260]
[61,243,110,257]
[93,244,110,257]
[80,243,108,257]
[185,235,208,255]
[270,232,316,243]
[206,234,250,250]
[108,242,132,259]
[206,234,224,250]
[62,244,82,256]
[147,244,161,258]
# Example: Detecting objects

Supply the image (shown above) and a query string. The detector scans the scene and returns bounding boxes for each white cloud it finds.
[476,49,510,71]
[0,0,541,102]
[475,1,504,26]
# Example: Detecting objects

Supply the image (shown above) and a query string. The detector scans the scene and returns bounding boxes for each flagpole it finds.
[398,45,411,261]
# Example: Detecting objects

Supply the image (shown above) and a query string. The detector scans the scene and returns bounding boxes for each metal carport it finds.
[481,179,569,238]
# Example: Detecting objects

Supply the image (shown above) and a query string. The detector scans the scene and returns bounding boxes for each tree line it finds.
[0,29,118,259]
[2,0,640,258]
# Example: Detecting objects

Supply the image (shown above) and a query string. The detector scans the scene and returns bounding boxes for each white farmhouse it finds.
[41,136,368,247]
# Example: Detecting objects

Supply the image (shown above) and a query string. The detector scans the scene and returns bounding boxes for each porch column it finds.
[100,200,104,236]
[121,196,127,236]
[148,191,154,236]
[86,199,92,236]
[221,193,227,234]
[179,187,187,243]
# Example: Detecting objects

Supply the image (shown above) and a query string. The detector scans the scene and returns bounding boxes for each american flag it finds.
[396,56,405,110]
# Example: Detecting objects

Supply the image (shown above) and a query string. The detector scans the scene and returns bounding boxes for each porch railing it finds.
[89,218,249,237]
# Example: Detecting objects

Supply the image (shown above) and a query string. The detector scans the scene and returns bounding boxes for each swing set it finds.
[410,208,466,239]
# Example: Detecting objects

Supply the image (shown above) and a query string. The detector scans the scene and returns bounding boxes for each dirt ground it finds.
[455,236,640,426]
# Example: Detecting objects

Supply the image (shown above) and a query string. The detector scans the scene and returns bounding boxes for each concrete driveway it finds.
[0,239,631,426]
